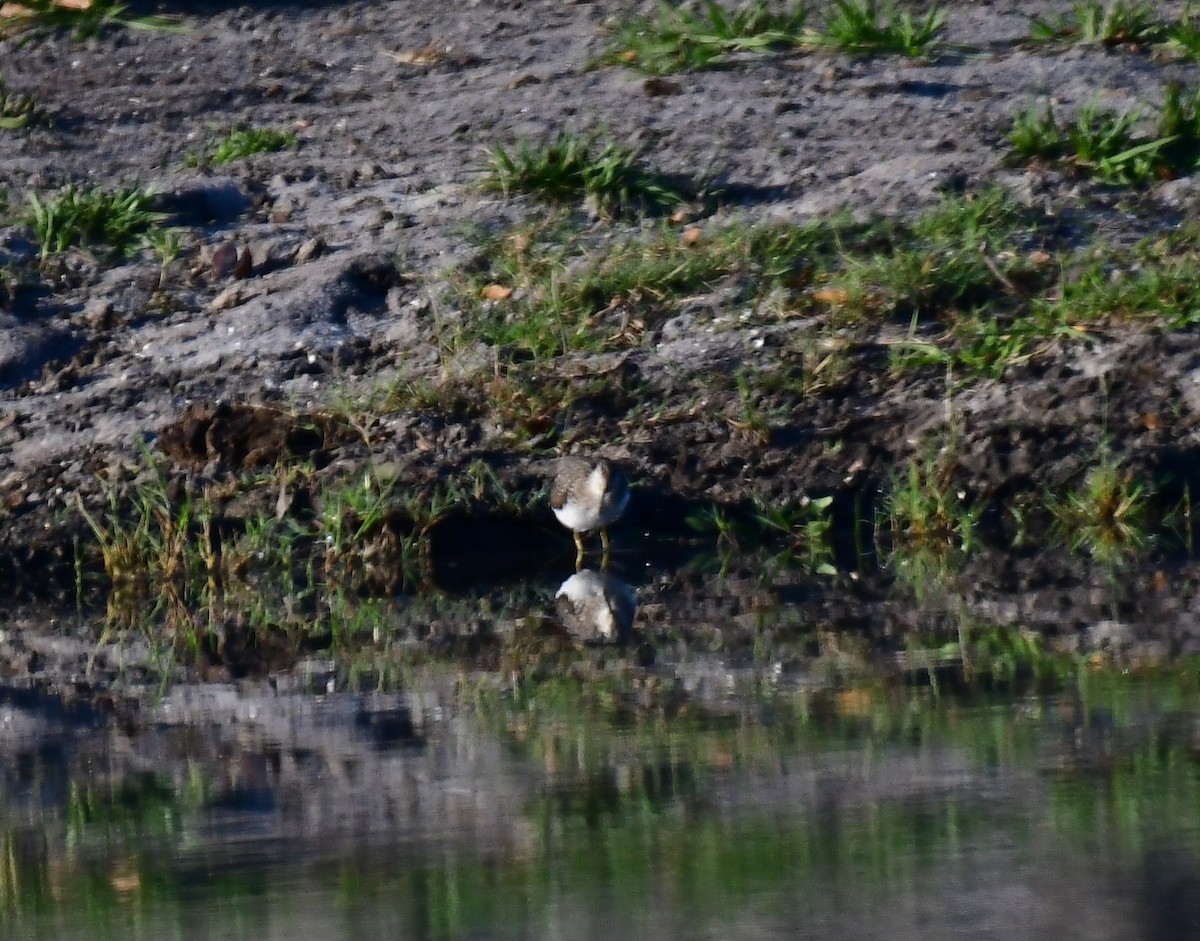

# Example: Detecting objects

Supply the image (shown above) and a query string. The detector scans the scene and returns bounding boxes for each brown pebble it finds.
[233,246,253,279]
[294,236,326,264]
[210,284,245,311]
[643,77,682,97]
[211,240,239,279]
[85,299,115,330]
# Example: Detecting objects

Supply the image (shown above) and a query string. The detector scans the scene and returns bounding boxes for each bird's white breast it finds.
[553,502,602,532]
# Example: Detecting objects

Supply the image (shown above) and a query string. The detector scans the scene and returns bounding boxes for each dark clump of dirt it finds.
[158,402,339,470]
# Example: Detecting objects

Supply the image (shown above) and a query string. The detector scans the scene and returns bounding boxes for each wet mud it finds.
[2,1,1200,701]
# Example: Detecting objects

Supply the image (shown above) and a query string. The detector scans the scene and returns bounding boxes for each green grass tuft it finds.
[0,77,41,130]
[141,227,187,289]
[1029,0,1164,47]
[446,214,864,364]
[821,188,1043,323]
[881,428,983,596]
[1050,445,1150,565]
[198,126,298,166]
[486,130,690,218]
[603,0,941,72]
[812,0,944,57]
[0,0,182,40]
[1009,100,1157,184]
[1154,83,1200,176]
[1161,7,1200,61]
[26,183,166,260]
[604,0,810,74]
[1008,91,1200,185]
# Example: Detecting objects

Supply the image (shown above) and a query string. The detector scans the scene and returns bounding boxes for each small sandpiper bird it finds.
[550,456,630,567]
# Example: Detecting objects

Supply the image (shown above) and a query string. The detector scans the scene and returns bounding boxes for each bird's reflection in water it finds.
[554,569,637,644]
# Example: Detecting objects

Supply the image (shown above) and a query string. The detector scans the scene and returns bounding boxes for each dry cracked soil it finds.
[4,0,1200,693]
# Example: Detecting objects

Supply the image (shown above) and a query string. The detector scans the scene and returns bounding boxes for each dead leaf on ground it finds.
[681,226,703,246]
[481,284,513,301]
[2,0,88,14]
[382,42,481,68]
[813,287,851,305]
[383,43,446,66]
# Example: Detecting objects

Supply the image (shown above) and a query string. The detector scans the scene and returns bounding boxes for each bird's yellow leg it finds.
[574,530,586,570]
[600,526,611,570]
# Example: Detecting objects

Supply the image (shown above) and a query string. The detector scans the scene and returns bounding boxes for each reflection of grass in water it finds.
[75,449,541,676]
[900,622,1078,692]
[335,855,552,941]
[685,495,837,575]
[332,792,1003,938]
[541,801,997,923]
[478,660,1200,790]
[3,670,1200,935]
[0,769,208,927]
[66,774,193,842]
[1046,668,1200,855]
[471,668,1200,931]
[476,663,1063,805]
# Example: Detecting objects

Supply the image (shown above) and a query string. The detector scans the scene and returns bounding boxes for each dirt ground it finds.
[4,0,1200,690]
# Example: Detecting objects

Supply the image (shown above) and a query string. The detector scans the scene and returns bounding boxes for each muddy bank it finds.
[4,1,1200,692]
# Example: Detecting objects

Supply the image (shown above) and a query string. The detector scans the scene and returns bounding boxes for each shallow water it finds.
[2,667,1200,941]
